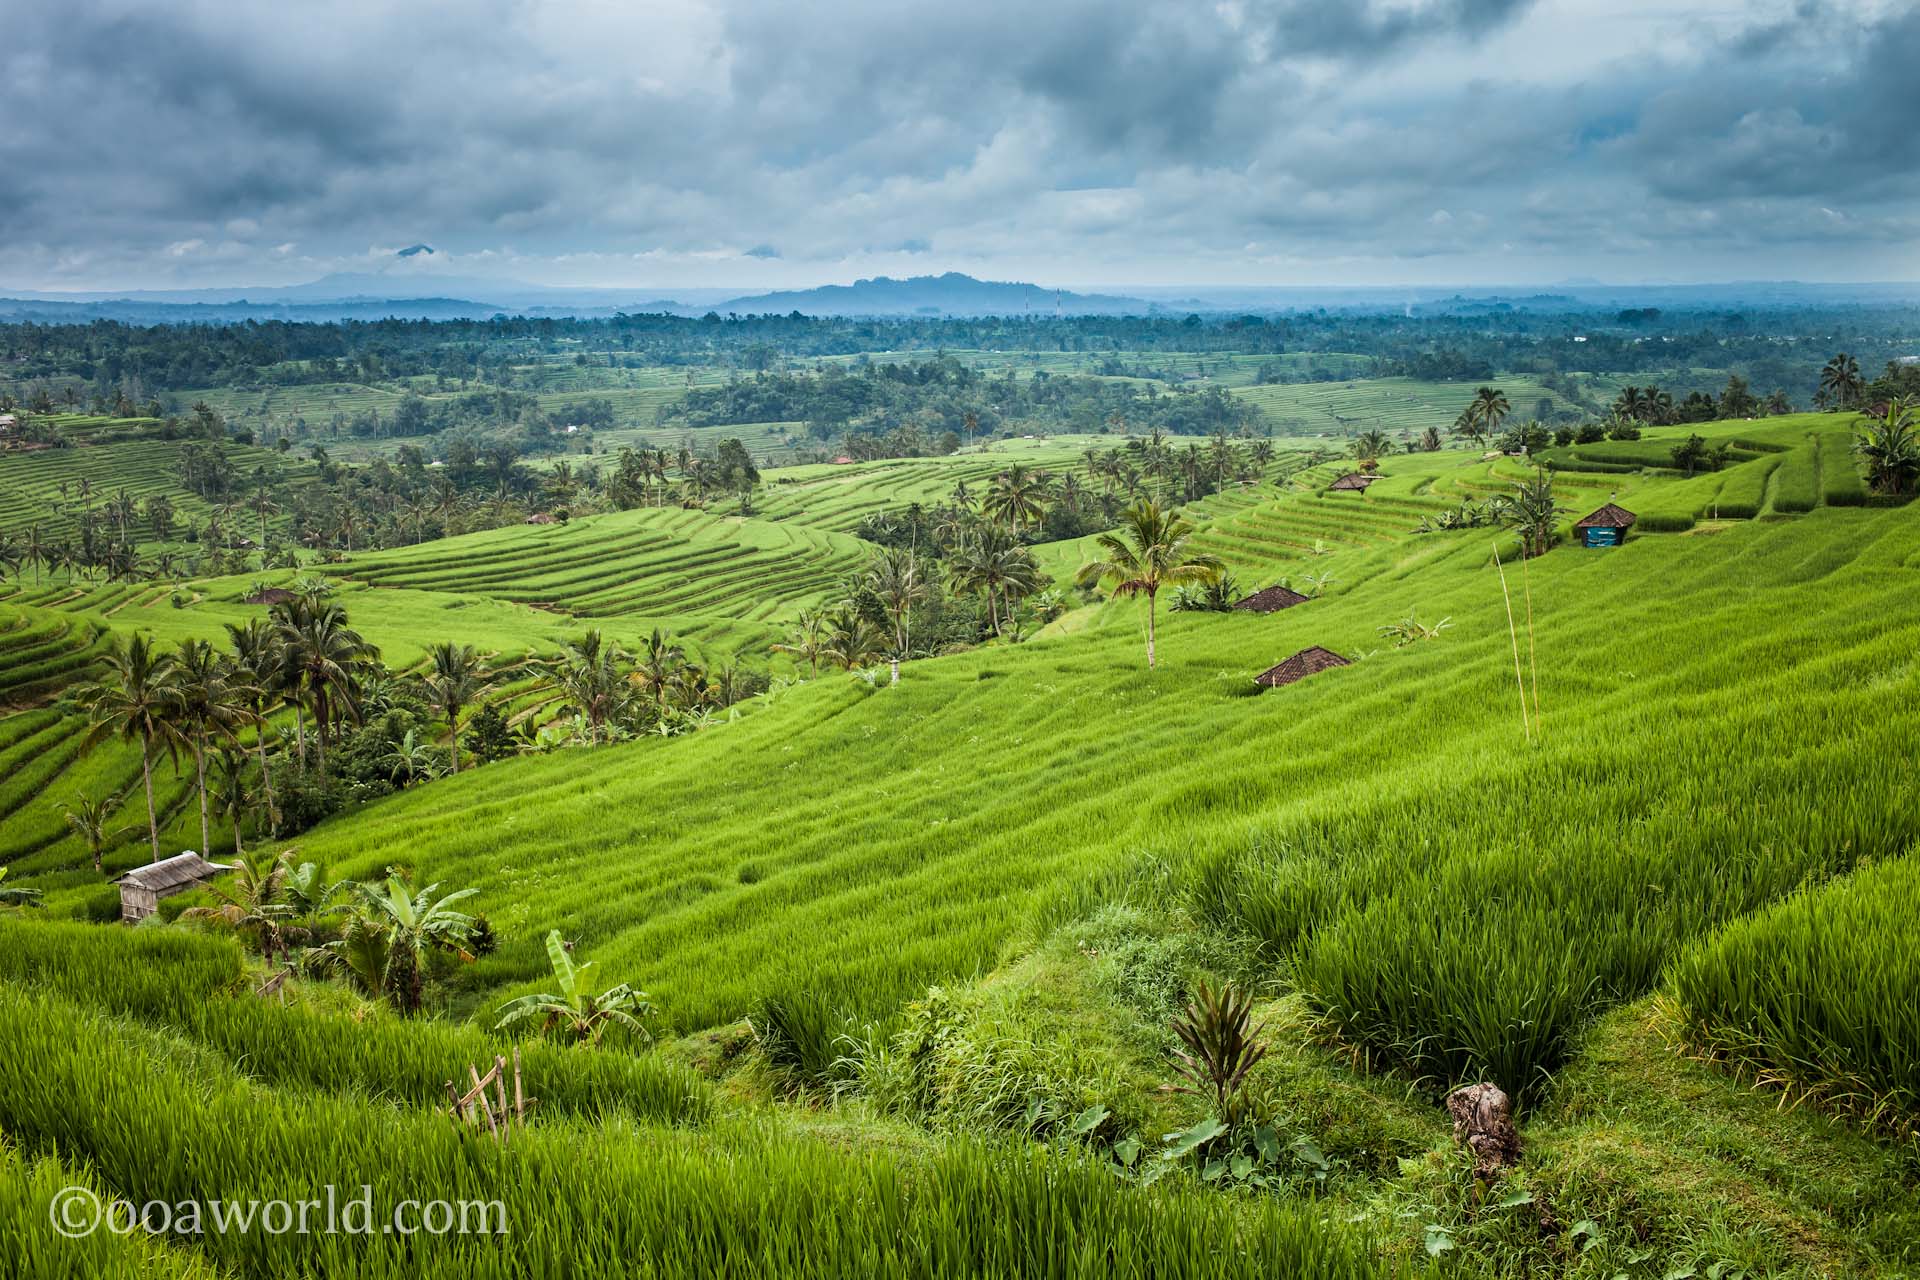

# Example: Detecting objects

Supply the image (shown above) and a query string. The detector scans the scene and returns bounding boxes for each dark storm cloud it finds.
[0,0,1911,287]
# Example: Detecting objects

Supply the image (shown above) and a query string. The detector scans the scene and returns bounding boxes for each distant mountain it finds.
[713,273,1153,317]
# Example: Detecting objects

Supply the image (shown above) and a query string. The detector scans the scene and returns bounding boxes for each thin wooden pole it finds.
[469,1064,499,1139]
[493,1055,511,1145]
[512,1046,526,1131]
[1493,541,1531,742]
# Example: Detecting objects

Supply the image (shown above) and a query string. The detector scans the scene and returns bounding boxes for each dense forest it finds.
[3,304,1918,407]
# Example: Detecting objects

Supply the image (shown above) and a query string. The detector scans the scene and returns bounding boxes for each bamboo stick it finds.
[1493,541,1531,741]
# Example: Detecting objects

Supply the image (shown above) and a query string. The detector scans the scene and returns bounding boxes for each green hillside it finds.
[3,404,1917,1278]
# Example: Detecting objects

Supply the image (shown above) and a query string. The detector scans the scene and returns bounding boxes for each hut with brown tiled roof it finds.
[1254,646,1350,688]
[1232,584,1310,614]
[1572,502,1636,548]
[1328,472,1378,492]
[114,851,234,923]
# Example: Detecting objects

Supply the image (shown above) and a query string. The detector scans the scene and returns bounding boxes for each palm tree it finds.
[1075,501,1225,670]
[772,609,829,676]
[1351,429,1392,466]
[1469,386,1512,439]
[630,629,685,716]
[542,630,630,744]
[181,849,293,960]
[74,634,185,860]
[60,790,125,874]
[865,548,929,685]
[420,642,492,774]
[275,599,380,777]
[250,486,280,549]
[981,463,1054,534]
[821,607,884,671]
[224,618,284,834]
[209,749,253,858]
[1819,353,1864,409]
[1855,396,1920,496]
[1501,469,1570,558]
[171,639,250,855]
[948,526,1041,637]
[21,525,46,585]
[496,929,653,1046]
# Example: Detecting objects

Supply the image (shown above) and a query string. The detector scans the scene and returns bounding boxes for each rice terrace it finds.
[4,3,1920,1278]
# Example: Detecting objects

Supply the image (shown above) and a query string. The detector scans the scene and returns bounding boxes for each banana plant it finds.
[496,929,652,1047]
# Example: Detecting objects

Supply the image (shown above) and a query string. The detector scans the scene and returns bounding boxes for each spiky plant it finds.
[1168,977,1269,1125]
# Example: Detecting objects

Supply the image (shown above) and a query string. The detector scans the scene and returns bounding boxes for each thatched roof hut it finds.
[1232,584,1310,614]
[1573,502,1637,547]
[1329,473,1378,492]
[242,587,297,606]
[525,512,559,525]
[1254,646,1350,688]
[114,851,234,923]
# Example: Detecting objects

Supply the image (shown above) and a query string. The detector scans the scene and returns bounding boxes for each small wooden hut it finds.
[1573,503,1637,548]
[1232,584,1310,614]
[242,586,297,606]
[1254,646,1350,688]
[1329,473,1378,492]
[114,851,234,924]
[525,512,559,525]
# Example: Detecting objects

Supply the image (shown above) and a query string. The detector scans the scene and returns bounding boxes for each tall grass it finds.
[0,919,710,1126]
[0,984,1397,1280]
[1670,855,1920,1136]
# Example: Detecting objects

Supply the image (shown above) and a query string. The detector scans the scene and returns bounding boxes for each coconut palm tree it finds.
[1819,353,1864,409]
[772,609,829,676]
[223,618,284,833]
[60,790,126,874]
[630,629,685,717]
[821,607,884,671]
[1075,501,1224,670]
[1855,396,1920,496]
[275,599,380,777]
[420,642,492,774]
[170,639,251,855]
[74,634,185,860]
[981,463,1054,534]
[496,929,653,1046]
[865,548,929,685]
[1469,386,1512,439]
[542,629,630,744]
[948,526,1041,636]
[1351,429,1393,466]
[209,749,254,857]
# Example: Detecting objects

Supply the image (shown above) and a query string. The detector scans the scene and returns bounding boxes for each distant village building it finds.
[1254,646,1351,688]
[115,851,233,924]
[1328,473,1379,492]
[1573,502,1637,548]
[1232,584,1310,614]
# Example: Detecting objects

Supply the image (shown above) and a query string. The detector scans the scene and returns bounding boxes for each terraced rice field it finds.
[0,436,298,546]
[333,506,868,623]
[1230,375,1620,437]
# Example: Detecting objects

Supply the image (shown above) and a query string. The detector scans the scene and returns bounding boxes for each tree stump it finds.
[1447,1082,1521,1179]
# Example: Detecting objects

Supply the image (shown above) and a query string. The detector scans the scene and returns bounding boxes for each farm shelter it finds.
[1329,473,1378,492]
[1233,584,1310,613]
[115,851,234,924]
[525,512,560,525]
[1254,646,1351,688]
[243,587,296,606]
[1574,503,1637,548]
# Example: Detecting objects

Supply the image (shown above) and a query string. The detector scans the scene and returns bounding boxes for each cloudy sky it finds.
[2,0,1916,292]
